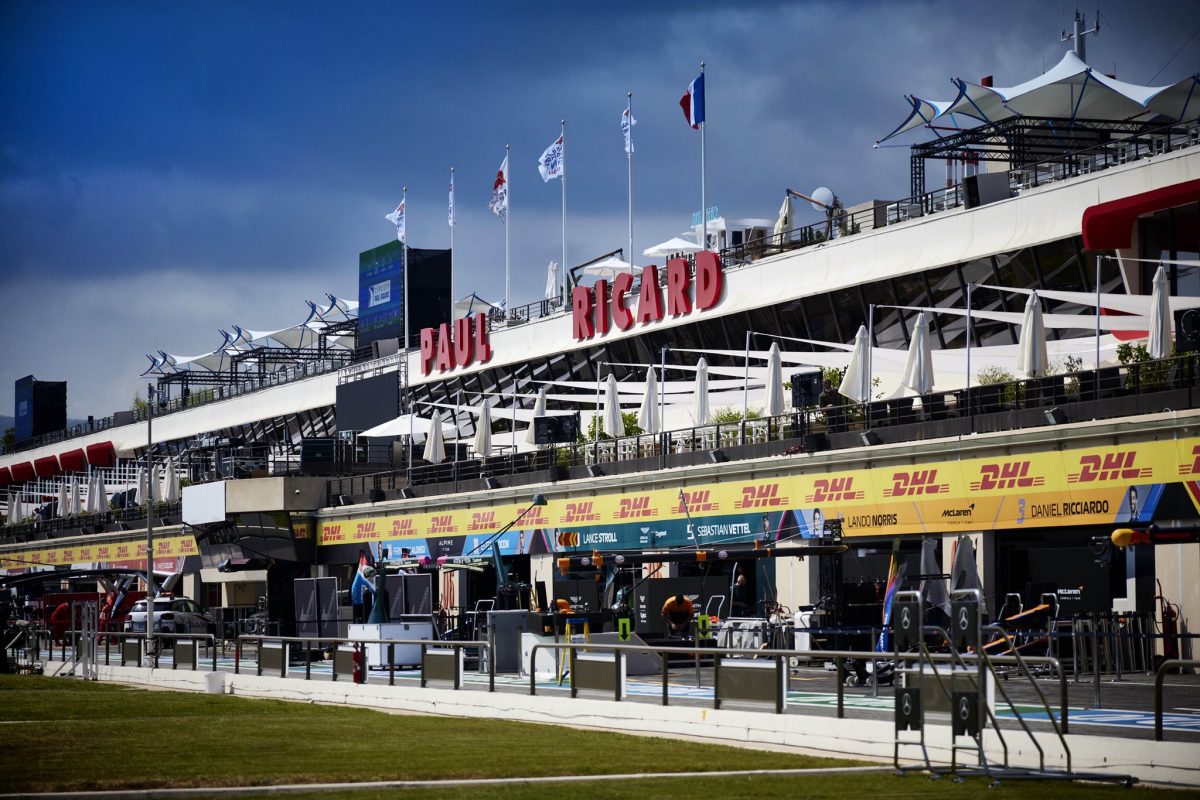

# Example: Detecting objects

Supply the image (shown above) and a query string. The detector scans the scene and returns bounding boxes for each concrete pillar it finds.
[1155,542,1200,659]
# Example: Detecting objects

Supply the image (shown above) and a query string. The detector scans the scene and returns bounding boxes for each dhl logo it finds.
[96,547,110,559]
[292,525,309,540]
[561,501,601,524]
[355,521,379,540]
[116,546,130,557]
[734,483,788,509]
[156,541,171,554]
[1068,451,1152,483]
[970,460,1044,491]
[322,524,346,543]
[1177,444,1200,476]
[45,553,57,563]
[557,531,579,547]
[182,541,197,554]
[62,550,75,561]
[429,515,458,534]
[675,490,719,513]
[522,505,548,525]
[390,518,415,536]
[805,476,864,503]
[616,496,658,519]
[883,469,948,497]
[469,511,498,532]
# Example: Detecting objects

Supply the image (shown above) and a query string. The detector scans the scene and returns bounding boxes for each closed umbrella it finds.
[772,194,791,239]
[95,473,109,512]
[764,342,784,417]
[691,358,711,426]
[165,457,181,503]
[86,474,99,513]
[7,492,19,525]
[524,387,548,445]
[149,461,161,504]
[68,476,80,516]
[898,311,935,395]
[422,411,447,464]
[56,481,67,519]
[602,375,625,437]
[544,261,559,300]
[1015,291,1049,378]
[1148,264,1171,359]
[838,325,871,403]
[474,399,493,457]
[637,368,660,434]
[134,466,146,506]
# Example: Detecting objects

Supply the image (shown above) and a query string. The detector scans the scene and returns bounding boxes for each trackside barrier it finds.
[235,636,491,690]
[1154,659,1200,741]
[58,629,219,672]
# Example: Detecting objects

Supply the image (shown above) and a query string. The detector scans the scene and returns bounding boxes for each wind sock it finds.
[876,540,907,652]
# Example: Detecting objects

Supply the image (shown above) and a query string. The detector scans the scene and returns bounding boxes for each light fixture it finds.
[860,431,882,447]
[614,554,625,565]
[1045,407,1069,425]
[717,550,728,560]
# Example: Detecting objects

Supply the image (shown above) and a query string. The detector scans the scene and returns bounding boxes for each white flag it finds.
[448,172,455,227]
[488,155,508,219]
[622,108,637,154]
[538,135,564,182]
[385,200,405,242]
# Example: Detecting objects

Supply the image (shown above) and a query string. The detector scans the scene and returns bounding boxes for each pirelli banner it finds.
[315,438,1200,558]
[0,533,199,573]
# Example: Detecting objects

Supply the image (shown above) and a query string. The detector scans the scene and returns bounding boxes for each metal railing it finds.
[1154,659,1200,741]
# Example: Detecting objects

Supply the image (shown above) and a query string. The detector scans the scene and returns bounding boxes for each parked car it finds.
[124,596,215,637]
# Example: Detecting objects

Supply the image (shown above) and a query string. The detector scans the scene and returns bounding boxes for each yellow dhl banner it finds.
[0,534,198,571]
[317,437,1200,545]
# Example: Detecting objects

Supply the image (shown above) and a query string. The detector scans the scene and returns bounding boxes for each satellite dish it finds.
[809,186,835,212]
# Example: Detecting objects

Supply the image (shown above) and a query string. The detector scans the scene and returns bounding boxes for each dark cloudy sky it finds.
[1,0,1196,418]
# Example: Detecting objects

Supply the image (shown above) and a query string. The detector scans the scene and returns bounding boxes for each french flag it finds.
[679,72,705,129]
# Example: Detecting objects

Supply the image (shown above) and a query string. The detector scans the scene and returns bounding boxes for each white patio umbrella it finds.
[602,374,625,437]
[474,399,494,457]
[1148,264,1171,359]
[1015,291,1049,378]
[897,311,935,395]
[359,413,458,440]
[580,256,636,281]
[524,387,548,445]
[86,474,99,513]
[95,473,108,512]
[422,411,447,464]
[764,342,785,417]
[642,237,702,258]
[7,492,18,525]
[165,457,181,503]
[691,358,711,426]
[68,476,80,516]
[135,466,147,506]
[56,481,67,518]
[544,261,559,300]
[148,461,161,504]
[637,368,660,434]
[772,194,791,238]
[838,325,871,403]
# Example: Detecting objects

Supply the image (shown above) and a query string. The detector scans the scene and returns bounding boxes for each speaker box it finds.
[534,414,580,444]
[802,433,829,452]
[791,371,823,408]
[1175,308,1200,353]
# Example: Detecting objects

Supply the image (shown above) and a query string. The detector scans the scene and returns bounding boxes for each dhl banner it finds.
[0,534,198,572]
[315,438,1200,557]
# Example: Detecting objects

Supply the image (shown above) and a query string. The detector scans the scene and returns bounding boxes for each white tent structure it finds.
[579,256,636,281]
[643,237,703,258]
[880,50,1200,143]
[454,293,502,319]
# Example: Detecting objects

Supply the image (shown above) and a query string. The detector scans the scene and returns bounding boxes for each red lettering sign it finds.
[694,251,722,309]
[469,511,498,532]
[611,272,635,331]
[430,515,457,535]
[390,518,414,536]
[1069,451,1151,483]
[453,316,472,366]
[594,280,610,335]
[675,490,718,513]
[805,476,864,503]
[572,286,594,339]
[735,483,789,509]
[1178,444,1200,476]
[420,313,491,375]
[884,470,948,497]
[666,259,691,316]
[970,461,1044,491]
[419,328,436,374]
[322,524,346,543]
[635,266,663,324]
[435,322,455,371]
[616,496,658,519]
[562,501,601,524]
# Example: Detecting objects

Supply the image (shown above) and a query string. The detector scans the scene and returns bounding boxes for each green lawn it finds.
[1,674,1196,799]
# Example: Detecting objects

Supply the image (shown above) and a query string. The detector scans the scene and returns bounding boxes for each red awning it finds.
[58,448,86,473]
[85,441,117,468]
[0,467,10,488]
[1082,178,1200,251]
[10,462,34,483]
[33,455,60,478]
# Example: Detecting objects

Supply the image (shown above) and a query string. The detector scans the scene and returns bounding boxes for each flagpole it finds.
[627,92,633,268]
[560,120,567,307]
[700,61,707,250]
[505,143,511,313]
[402,185,409,351]
[450,167,455,315]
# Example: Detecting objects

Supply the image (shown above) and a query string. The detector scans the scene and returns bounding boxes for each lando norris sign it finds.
[314,438,1200,556]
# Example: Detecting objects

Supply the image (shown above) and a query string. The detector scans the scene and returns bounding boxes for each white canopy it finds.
[880,50,1200,143]
[359,414,460,439]
[579,256,636,281]
[454,292,501,319]
[643,237,702,257]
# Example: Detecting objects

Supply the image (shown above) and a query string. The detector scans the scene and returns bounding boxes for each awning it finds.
[33,455,60,478]
[58,448,86,473]
[1081,179,1200,251]
[10,462,34,483]
[0,467,10,488]
[85,441,117,468]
